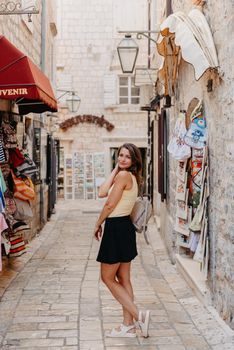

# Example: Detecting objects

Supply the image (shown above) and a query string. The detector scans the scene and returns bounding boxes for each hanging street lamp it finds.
[57,90,81,113]
[117,34,139,74]
[66,92,81,113]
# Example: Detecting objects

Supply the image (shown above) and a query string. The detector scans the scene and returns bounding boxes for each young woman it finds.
[94,143,150,338]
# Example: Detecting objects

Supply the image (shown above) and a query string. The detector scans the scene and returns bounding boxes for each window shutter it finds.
[103,74,117,107]
[140,85,151,106]
[158,109,168,201]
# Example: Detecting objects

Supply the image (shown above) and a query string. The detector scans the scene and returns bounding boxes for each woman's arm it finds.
[94,171,129,240]
[98,163,119,198]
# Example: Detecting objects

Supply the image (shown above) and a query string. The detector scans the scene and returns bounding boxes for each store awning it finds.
[156,9,219,95]
[0,36,57,115]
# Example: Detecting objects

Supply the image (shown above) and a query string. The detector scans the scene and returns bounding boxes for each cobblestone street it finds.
[0,200,233,350]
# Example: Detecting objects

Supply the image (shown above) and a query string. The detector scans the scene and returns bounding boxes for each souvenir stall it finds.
[0,115,38,271]
[0,36,57,271]
[168,98,209,278]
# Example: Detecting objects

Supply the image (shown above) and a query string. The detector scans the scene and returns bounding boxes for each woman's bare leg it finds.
[101,263,139,321]
[116,262,134,326]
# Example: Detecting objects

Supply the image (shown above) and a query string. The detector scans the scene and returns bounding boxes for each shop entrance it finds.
[62,152,105,200]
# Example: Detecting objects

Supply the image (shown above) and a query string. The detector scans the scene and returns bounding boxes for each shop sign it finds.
[0,88,28,96]
[60,115,114,132]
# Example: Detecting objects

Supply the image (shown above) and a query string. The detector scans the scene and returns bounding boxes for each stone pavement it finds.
[0,199,234,350]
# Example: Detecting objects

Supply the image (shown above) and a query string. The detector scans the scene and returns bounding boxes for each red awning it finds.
[0,36,57,115]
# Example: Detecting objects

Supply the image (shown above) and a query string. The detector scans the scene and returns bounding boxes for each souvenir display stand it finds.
[168,99,209,278]
[0,116,37,271]
[64,152,105,200]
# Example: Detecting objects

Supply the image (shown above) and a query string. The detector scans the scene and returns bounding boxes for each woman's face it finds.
[118,147,132,170]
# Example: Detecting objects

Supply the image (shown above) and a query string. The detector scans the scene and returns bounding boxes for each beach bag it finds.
[0,141,7,163]
[167,113,191,161]
[9,148,25,168]
[1,231,11,255]
[130,196,152,244]
[12,220,30,233]
[11,171,35,201]
[184,101,207,149]
[4,190,17,215]
[2,121,18,148]
[0,163,11,179]
[9,233,26,257]
[14,198,33,222]
[15,153,38,178]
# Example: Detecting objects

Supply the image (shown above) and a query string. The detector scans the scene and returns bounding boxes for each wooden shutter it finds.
[103,74,117,107]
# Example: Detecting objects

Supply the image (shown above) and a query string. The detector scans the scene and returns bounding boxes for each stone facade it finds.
[0,0,58,238]
[55,0,157,182]
[153,0,234,329]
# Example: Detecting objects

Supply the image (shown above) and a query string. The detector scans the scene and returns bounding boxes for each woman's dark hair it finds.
[117,143,143,186]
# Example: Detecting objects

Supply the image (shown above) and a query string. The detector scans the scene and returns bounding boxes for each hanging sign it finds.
[59,115,115,132]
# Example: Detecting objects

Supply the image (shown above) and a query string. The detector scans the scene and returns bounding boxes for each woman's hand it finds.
[94,224,102,241]
[112,162,120,176]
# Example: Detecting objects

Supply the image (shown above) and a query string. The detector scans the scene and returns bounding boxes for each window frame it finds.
[118,76,140,105]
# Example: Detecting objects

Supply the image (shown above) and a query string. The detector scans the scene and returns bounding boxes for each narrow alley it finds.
[0,200,233,350]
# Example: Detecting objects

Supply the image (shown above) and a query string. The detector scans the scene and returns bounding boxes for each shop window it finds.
[119,76,140,105]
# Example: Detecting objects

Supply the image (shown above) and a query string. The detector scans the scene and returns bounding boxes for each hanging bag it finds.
[11,171,35,201]
[167,112,191,161]
[184,100,207,149]
[8,148,25,168]
[9,233,26,257]
[14,152,38,178]
[14,198,33,222]
[0,140,7,163]
[2,121,18,149]
[4,190,17,215]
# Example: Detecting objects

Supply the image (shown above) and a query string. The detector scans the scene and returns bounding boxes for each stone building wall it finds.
[55,0,153,178]
[0,3,41,64]
[155,0,234,329]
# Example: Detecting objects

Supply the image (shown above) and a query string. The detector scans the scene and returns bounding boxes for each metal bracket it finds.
[0,1,39,22]
[118,30,160,44]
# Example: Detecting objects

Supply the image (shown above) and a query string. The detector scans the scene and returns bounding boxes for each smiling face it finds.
[117,147,132,170]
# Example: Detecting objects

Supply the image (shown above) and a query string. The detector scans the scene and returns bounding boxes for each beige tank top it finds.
[108,173,138,218]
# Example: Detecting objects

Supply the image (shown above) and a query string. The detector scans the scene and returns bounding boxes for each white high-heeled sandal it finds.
[105,323,136,338]
[137,310,151,337]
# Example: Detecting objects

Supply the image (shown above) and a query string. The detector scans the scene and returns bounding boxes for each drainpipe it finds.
[41,0,46,73]
[39,0,46,226]
[147,0,152,199]
[148,0,151,69]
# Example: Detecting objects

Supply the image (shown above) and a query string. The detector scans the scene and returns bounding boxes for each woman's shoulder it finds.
[115,170,131,182]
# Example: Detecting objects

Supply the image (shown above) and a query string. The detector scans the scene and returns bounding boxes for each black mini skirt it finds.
[96,215,138,264]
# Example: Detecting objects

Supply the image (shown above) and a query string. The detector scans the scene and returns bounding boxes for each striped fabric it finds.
[11,171,35,201]
[9,233,26,257]
[0,141,6,163]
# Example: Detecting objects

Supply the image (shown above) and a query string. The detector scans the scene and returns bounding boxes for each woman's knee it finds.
[116,272,131,286]
[101,271,114,286]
